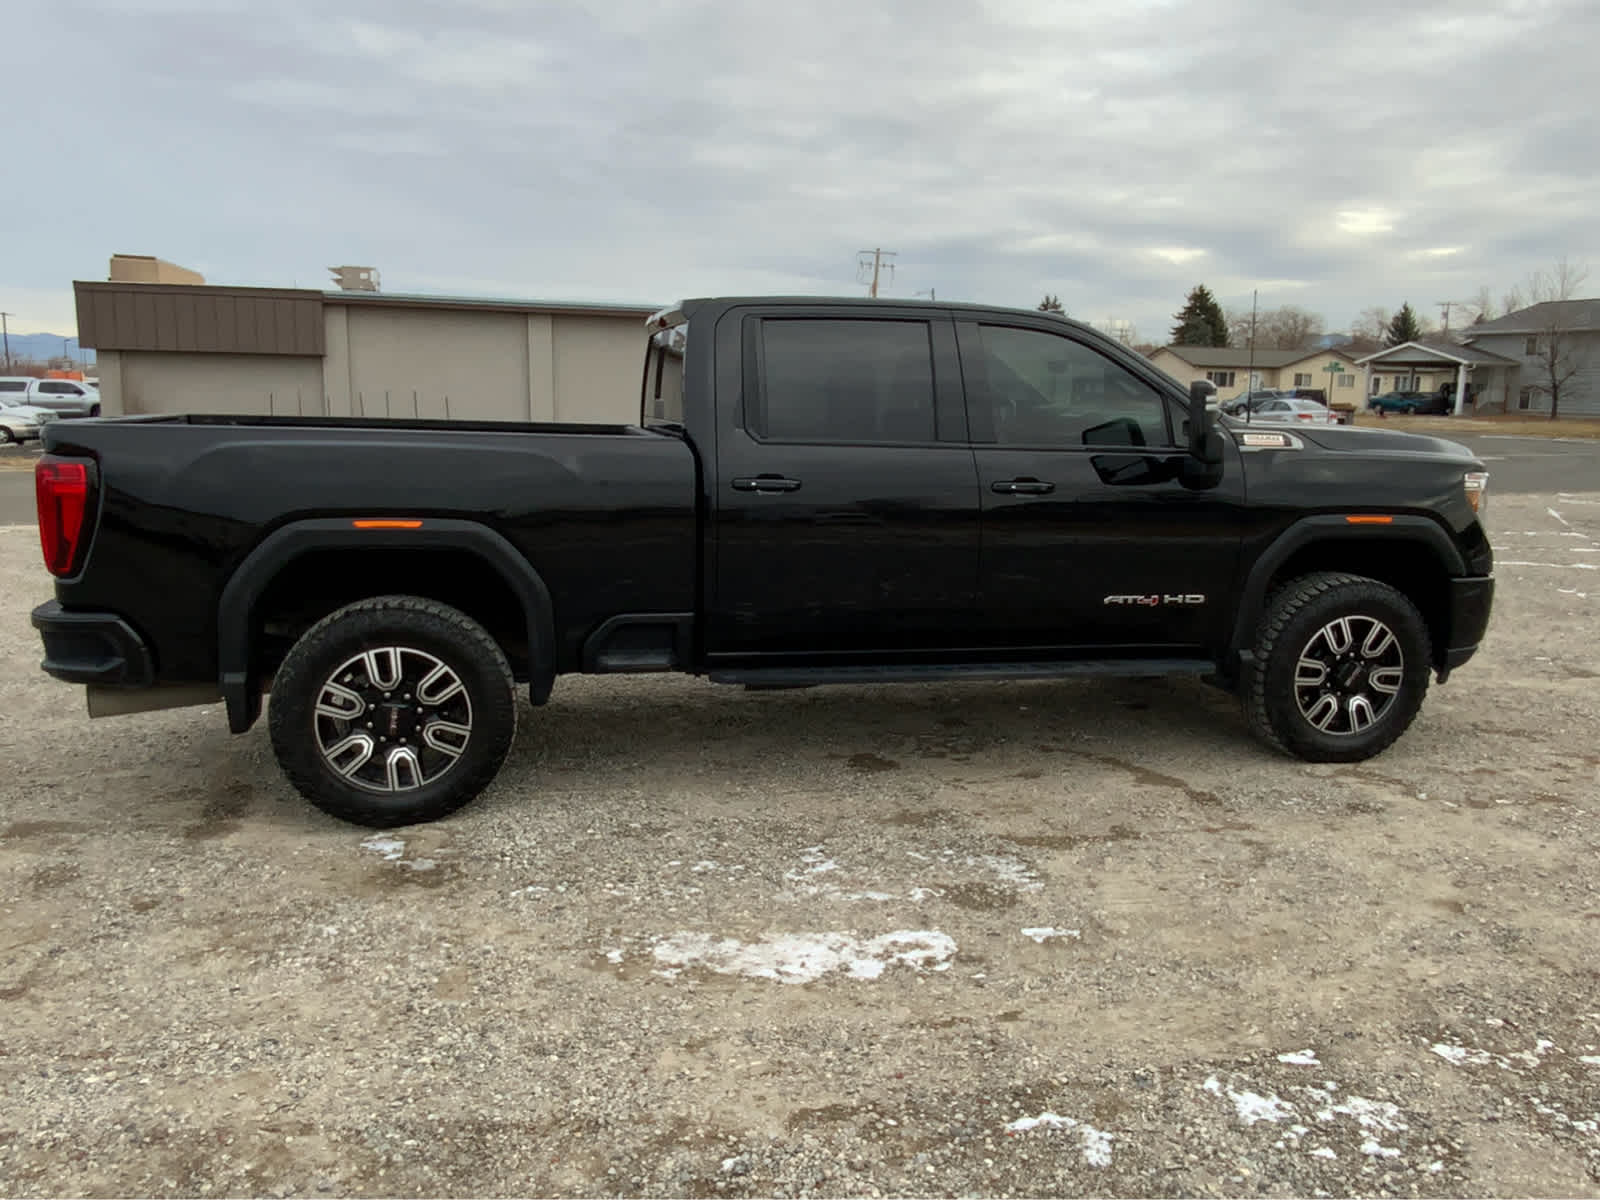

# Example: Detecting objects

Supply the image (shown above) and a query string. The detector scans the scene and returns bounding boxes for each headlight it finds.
[1463,471,1489,515]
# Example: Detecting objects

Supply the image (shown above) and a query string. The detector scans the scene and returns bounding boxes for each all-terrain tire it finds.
[1244,571,1432,762]
[268,595,517,827]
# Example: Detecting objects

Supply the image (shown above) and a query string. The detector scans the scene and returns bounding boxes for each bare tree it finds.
[1524,256,1591,420]
[1466,285,1495,326]
[1351,306,1390,344]
[1501,285,1526,318]
[1225,304,1326,351]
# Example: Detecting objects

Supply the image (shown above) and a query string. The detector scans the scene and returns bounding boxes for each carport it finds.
[1357,340,1517,415]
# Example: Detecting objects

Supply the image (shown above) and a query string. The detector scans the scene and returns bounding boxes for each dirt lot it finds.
[1360,413,1600,440]
[1,494,1598,1199]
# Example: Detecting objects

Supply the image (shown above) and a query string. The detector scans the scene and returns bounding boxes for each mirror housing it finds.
[1187,379,1221,456]
[1182,379,1225,489]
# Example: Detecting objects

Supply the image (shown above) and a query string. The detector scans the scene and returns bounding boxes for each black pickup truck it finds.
[31,296,1494,827]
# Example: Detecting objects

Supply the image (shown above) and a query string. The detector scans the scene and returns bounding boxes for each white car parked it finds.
[1237,396,1339,426]
[0,396,44,443]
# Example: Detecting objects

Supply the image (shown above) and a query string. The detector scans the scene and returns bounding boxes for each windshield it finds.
[641,324,685,425]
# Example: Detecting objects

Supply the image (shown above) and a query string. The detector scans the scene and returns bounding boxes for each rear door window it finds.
[752,319,936,443]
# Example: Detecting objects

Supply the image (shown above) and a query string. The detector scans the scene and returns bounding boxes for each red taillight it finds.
[36,458,92,577]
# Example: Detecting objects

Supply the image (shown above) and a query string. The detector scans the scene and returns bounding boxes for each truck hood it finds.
[1290,424,1480,465]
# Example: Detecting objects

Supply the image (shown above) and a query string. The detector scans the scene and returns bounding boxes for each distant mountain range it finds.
[1,333,95,366]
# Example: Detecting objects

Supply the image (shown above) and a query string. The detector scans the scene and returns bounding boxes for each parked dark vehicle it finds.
[1369,390,1447,415]
[30,297,1495,827]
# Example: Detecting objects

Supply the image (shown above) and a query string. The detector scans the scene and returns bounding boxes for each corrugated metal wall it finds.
[77,284,325,356]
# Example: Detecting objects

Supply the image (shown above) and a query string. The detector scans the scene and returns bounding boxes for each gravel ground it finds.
[1,493,1598,1198]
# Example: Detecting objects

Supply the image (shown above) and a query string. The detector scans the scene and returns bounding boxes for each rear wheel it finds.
[88,404,101,418]
[268,596,517,827]
[0,428,14,445]
[1244,572,1432,762]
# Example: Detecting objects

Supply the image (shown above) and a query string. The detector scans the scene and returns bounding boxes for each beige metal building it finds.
[75,282,660,425]
[107,254,207,286]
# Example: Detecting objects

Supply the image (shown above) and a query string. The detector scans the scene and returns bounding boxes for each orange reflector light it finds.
[1345,515,1394,525]
[352,519,423,530]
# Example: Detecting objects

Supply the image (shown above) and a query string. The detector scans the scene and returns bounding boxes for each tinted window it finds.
[976,326,1170,447]
[755,319,936,443]
[0,381,25,393]
[40,382,73,394]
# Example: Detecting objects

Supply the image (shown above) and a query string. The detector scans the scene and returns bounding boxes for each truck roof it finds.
[658,295,1086,329]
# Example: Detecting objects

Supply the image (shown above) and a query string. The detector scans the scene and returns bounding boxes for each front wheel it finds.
[1244,572,1432,762]
[268,596,517,827]
[88,404,101,418]
[0,428,14,445]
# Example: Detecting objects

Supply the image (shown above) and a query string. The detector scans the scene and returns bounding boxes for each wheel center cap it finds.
[379,703,408,737]
[1335,661,1365,691]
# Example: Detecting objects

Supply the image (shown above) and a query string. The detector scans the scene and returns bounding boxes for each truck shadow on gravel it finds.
[506,675,1245,779]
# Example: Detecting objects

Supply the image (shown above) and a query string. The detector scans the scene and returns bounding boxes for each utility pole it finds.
[856,248,897,298]
[1,312,11,371]
[1438,300,1455,335]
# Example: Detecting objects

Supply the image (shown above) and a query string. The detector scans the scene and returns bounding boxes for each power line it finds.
[855,248,897,298]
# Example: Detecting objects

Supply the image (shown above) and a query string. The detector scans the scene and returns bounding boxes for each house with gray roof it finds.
[1459,300,1600,417]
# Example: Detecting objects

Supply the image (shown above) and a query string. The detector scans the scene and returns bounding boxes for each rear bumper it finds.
[31,601,154,687]
[1440,575,1494,675]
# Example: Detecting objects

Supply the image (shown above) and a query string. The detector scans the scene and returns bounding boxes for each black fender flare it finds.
[1227,514,1466,669]
[217,518,556,733]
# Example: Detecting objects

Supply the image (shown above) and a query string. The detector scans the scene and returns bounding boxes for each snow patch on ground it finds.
[1206,1074,1419,1164]
[1004,1112,1114,1167]
[1021,927,1081,943]
[360,836,406,861]
[1430,1037,1557,1071]
[780,845,1043,902]
[1203,1077,1294,1125]
[1276,1049,1320,1066]
[649,930,956,983]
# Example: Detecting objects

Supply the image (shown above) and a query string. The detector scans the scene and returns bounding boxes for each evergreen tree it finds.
[1037,294,1065,314]
[1385,302,1423,346]
[1170,285,1228,347]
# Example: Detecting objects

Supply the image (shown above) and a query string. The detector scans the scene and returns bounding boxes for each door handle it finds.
[732,475,802,493]
[991,478,1054,495]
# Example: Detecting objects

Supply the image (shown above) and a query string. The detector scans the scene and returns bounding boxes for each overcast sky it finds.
[5,0,1597,342]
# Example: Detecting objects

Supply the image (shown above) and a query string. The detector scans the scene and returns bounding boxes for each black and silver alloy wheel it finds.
[270,596,517,827]
[313,647,475,793]
[1292,615,1405,736]
[1245,571,1432,762]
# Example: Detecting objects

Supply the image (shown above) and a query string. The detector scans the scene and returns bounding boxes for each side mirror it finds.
[1182,379,1225,490]
[1187,380,1223,464]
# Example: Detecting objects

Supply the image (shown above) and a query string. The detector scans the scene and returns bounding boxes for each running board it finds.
[709,659,1214,688]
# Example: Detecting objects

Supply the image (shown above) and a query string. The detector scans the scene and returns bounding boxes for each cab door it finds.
[705,307,983,661]
[958,319,1247,652]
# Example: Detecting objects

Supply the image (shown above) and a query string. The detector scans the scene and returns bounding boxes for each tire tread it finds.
[268,595,516,827]
[1244,571,1431,762]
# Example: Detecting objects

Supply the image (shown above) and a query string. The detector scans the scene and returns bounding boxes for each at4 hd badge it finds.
[1103,594,1207,607]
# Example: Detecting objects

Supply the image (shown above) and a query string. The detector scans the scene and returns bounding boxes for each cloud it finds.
[2,0,1597,342]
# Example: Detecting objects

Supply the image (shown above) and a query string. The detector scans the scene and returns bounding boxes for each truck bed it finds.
[41,415,700,683]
